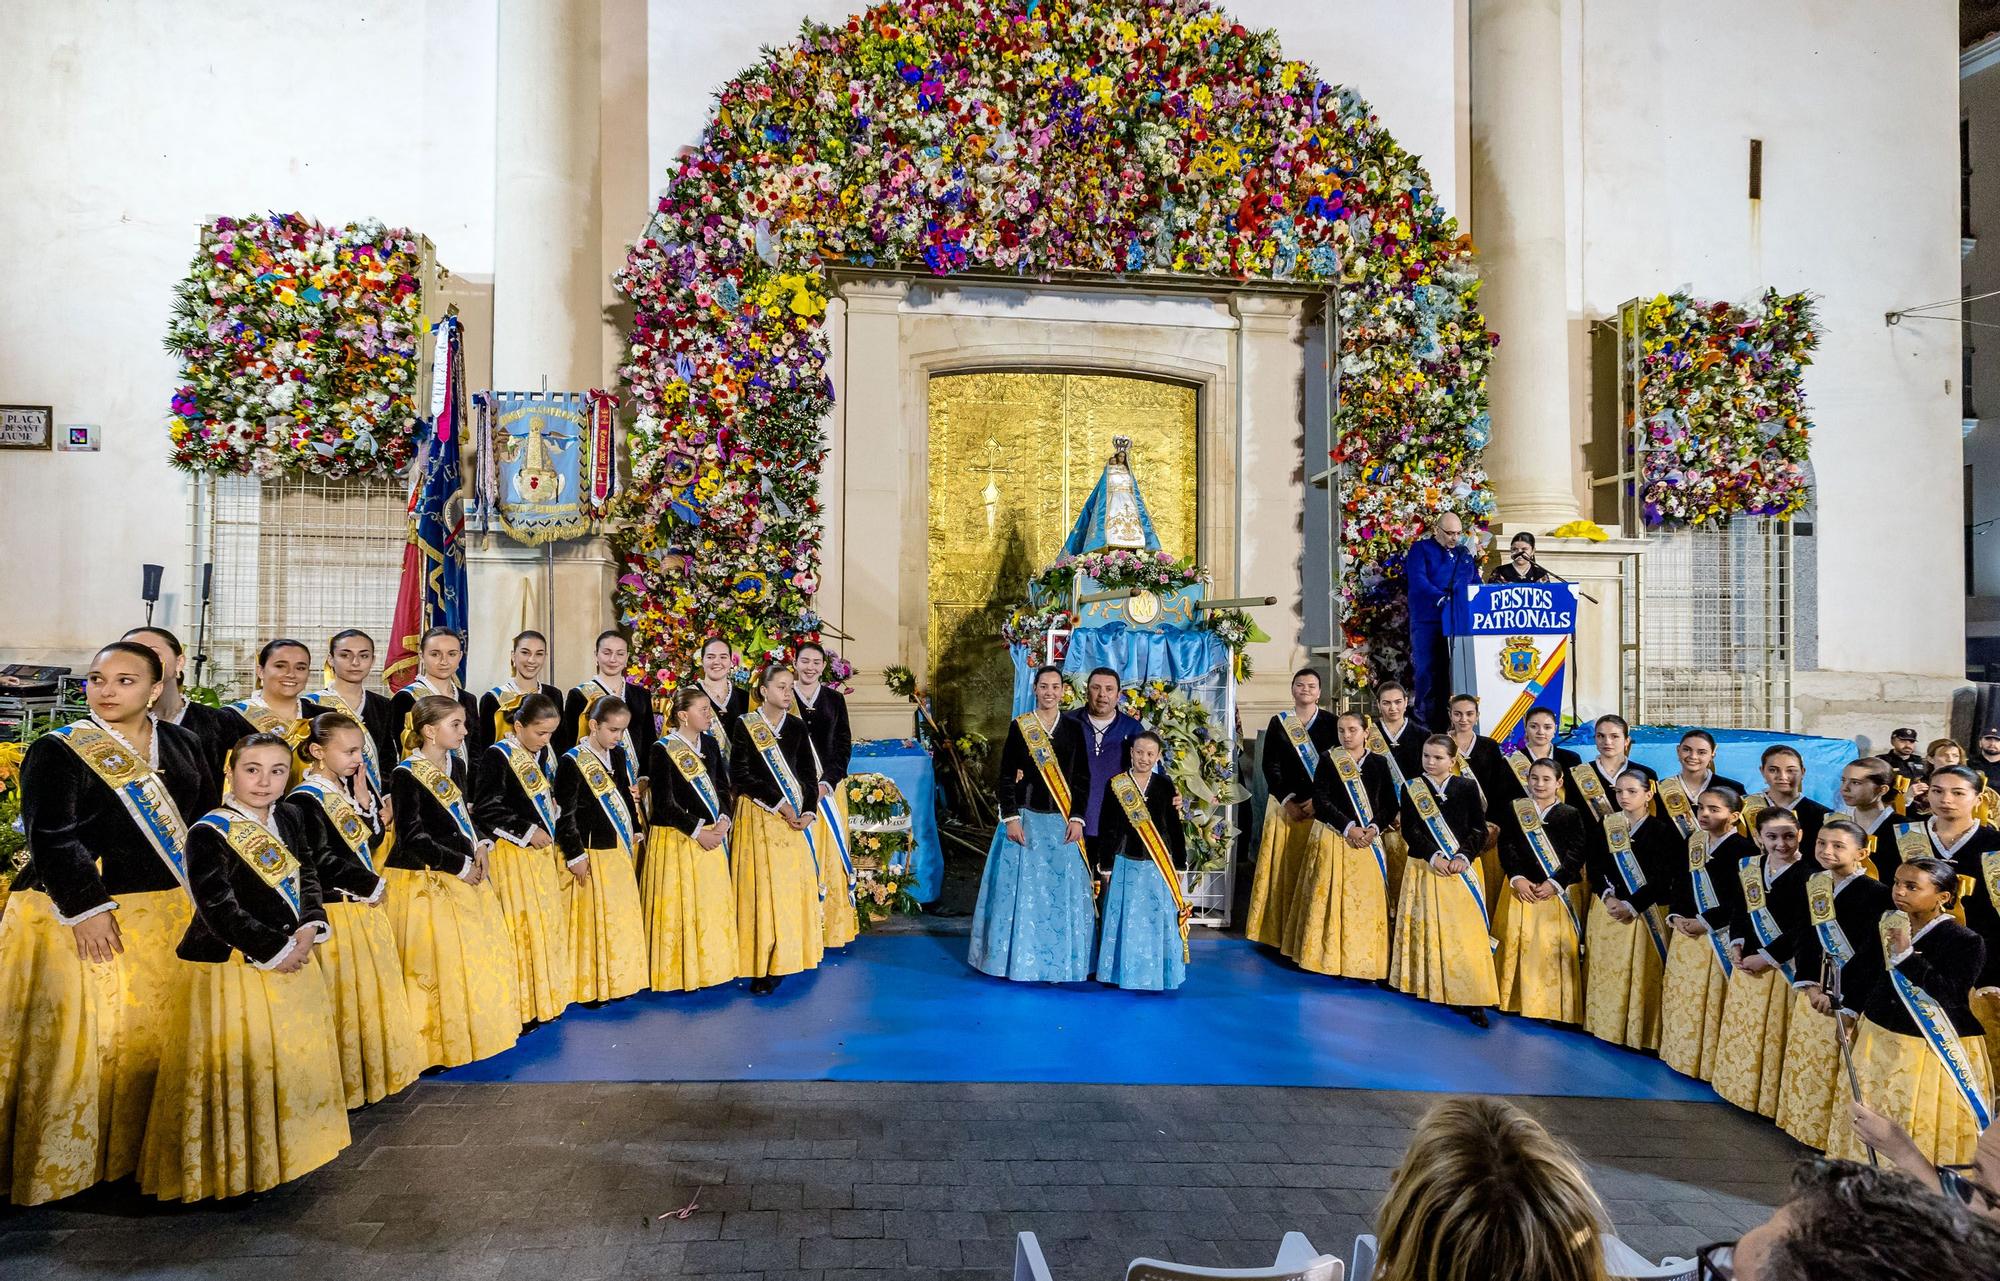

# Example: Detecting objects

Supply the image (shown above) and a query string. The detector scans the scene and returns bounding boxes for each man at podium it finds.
[1405,512,1482,729]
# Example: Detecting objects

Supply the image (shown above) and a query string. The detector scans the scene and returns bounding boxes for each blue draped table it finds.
[850,739,945,904]
[1560,725,1857,807]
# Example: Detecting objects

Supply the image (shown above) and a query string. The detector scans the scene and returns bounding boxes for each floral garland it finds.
[1060,676,1244,870]
[614,0,1493,692]
[1633,289,1816,528]
[165,213,427,478]
[845,771,921,927]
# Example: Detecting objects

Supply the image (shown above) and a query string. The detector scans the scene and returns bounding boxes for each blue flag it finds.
[387,314,468,689]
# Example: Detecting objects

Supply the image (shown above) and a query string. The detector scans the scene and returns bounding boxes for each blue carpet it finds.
[442,934,1718,1101]
[450,928,1720,1104]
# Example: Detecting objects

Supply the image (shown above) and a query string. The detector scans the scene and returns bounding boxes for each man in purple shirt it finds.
[1062,666,1145,839]
[1403,511,1482,729]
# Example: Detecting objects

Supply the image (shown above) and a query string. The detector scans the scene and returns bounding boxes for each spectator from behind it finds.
[1374,1097,1607,1281]
[1715,1157,2000,1280]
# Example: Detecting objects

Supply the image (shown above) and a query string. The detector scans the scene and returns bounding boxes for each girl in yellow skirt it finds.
[558,629,657,813]
[729,664,825,995]
[472,692,575,1025]
[1248,668,1337,948]
[1660,787,1756,1081]
[1774,819,1893,1150]
[386,696,520,1069]
[1826,857,1994,1165]
[217,638,315,783]
[0,641,216,1205]
[476,630,563,761]
[1582,770,1676,1051]
[554,694,648,1004]
[1494,759,1588,1025]
[794,641,859,951]
[314,628,401,802]
[282,713,423,1109]
[389,627,481,782]
[1390,735,1497,1026]
[1370,682,1425,910]
[1287,712,1394,979]
[644,686,740,992]
[1835,757,1898,881]
[138,732,348,1201]
[1917,767,2000,1072]
[1712,806,1813,1116]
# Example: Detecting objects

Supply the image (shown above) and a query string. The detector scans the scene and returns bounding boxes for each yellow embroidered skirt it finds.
[814,787,859,951]
[640,825,740,992]
[319,899,423,1109]
[0,887,191,1205]
[1773,991,1846,1151]
[1974,989,2000,1089]
[1582,896,1665,1052]
[1826,1017,1995,1166]
[1382,830,1410,913]
[1284,825,1389,980]
[1245,797,1315,947]
[1659,929,1731,1081]
[1388,857,1499,1008]
[1711,963,1794,1116]
[383,868,520,1069]
[568,845,648,1004]
[1494,884,1585,1024]
[137,953,349,1202]
[733,801,826,979]
[488,838,574,1024]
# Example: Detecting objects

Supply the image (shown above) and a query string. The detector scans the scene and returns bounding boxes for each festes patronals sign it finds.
[1448,583,1577,752]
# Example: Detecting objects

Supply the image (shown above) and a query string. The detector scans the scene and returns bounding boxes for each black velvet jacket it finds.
[1497,800,1588,887]
[554,745,641,860]
[1091,771,1187,872]
[1398,774,1485,863]
[796,685,852,786]
[1310,749,1399,835]
[1370,717,1427,784]
[476,681,563,759]
[389,682,482,784]
[648,731,734,836]
[1792,873,1895,1015]
[1725,854,1814,967]
[304,688,400,789]
[1859,916,1988,1039]
[728,711,819,812]
[388,755,478,877]
[177,805,329,965]
[1668,831,1756,928]
[996,713,1091,822]
[558,678,660,770]
[163,699,239,781]
[15,719,217,921]
[1260,710,1339,807]
[472,742,559,845]
[1584,811,1683,914]
[279,778,385,904]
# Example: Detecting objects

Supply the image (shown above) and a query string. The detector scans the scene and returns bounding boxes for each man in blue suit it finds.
[1404,511,1482,729]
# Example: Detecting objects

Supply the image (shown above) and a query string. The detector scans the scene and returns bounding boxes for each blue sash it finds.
[1883,918,1992,1131]
[1687,832,1735,977]
[577,678,640,788]
[1366,722,1409,793]
[564,746,635,859]
[1331,749,1388,883]
[1278,710,1320,781]
[195,809,302,918]
[1411,775,1493,943]
[803,731,855,885]
[290,777,375,874]
[1737,856,1796,983]
[1807,871,1854,969]
[1512,798,1582,951]
[51,721,191,890]
[1603,813,1668,962]
[398,754,477,850]
[498,738,560,837]
[313,687,382,795]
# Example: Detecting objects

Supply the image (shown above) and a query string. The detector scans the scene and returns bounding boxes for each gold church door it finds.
[925,371,1199,749]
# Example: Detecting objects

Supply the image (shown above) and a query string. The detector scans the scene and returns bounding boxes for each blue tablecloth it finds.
[1560,725,1856,807]
[850,739,945,903]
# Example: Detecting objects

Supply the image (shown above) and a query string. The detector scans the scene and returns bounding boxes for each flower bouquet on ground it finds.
[845,771,920,928]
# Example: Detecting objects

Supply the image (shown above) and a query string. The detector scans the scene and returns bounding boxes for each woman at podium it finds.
[1491,532,1556,584]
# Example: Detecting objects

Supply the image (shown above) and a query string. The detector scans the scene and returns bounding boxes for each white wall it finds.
[1567,0,1964,680]
[0,0,498,663]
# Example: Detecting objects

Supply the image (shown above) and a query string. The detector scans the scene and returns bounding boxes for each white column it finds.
[838,279,910,739]
[1469,0,1578,530]
[473,0,609,690]
[1230,293,1307,720]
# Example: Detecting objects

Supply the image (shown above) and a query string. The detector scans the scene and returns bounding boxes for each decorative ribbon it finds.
[1741,792,1770,835]
[802,732,854,886]
[196,808,301,918]
[1278,710,1320,782]
[51,721,190,890]
[1737,856,1797,983]
[1513,798,1582,952]
[1657,776,1697,839]
[498,739,560,838]
[1506,750,1531,790]
[567,746,635,859]
[1017,711,1096,894]
[1687,831,1735,977]
[1569,763,1613,821]
[1109,771,1191,962]
[291,777,375,874]
[1881,911,1992,1131]
[1603,812,1668,962]
[1411,774,1493,945]
[1331,748,1388,883]
[313,686,383,795]
[586,388,618,510]
[1366,721,1409,793]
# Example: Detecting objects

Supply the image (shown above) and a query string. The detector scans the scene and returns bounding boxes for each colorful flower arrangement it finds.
[0,741,27,907]
[845,771,921,926]
[613,0,1494,692]
[1631,289,1817,529]
[165,213,428,478]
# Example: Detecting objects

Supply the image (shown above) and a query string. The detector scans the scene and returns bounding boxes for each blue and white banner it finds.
[1448,583,1576,753]
[476,390,590,545]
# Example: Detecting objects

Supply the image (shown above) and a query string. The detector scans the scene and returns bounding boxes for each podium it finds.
[1445,582,1577,752]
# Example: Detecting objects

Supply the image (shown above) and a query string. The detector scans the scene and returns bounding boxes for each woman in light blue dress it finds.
[1094,731,1190,992]
[968,666,1097,982]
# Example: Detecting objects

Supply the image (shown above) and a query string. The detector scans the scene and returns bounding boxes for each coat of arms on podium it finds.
[1499,636,1541,683]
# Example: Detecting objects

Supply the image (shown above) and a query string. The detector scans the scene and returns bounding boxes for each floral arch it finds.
[613,0,1495,690]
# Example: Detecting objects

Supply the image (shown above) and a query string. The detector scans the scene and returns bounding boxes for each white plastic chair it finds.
[1350,1231,1694,1281]
[1125,1231,1343,1281]
[1016,1231,1056,1281]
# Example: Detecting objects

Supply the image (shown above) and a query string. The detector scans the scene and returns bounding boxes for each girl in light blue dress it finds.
[1094,731,1190,992]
